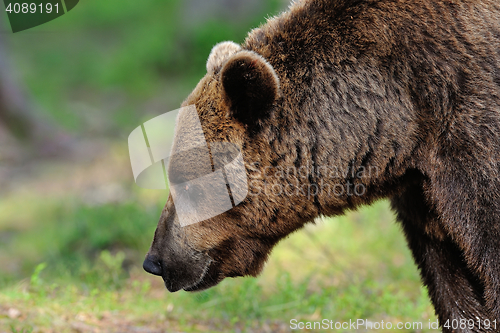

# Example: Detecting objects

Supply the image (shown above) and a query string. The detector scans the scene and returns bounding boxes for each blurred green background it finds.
[0,0,438,332]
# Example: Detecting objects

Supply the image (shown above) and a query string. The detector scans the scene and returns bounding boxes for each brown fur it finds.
[143,0,500,331]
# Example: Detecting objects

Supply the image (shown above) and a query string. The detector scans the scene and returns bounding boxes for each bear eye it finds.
[184,184,205,205]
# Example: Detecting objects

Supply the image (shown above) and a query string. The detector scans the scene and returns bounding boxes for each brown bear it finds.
[142,0,500,331]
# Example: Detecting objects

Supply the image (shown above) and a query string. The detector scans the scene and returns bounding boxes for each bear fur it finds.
[143,0,500,331]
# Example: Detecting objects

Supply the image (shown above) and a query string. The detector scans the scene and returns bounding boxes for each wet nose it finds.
[143,255,163,276]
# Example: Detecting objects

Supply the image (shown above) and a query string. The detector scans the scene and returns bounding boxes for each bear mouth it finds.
[182,260,225,292]
[160,258,223,292]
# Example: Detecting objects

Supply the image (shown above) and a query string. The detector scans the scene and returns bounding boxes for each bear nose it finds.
[143,255,163,276]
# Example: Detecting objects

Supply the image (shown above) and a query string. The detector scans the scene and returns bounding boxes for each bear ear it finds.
[220,50,280,125]
[207,41,242,74]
